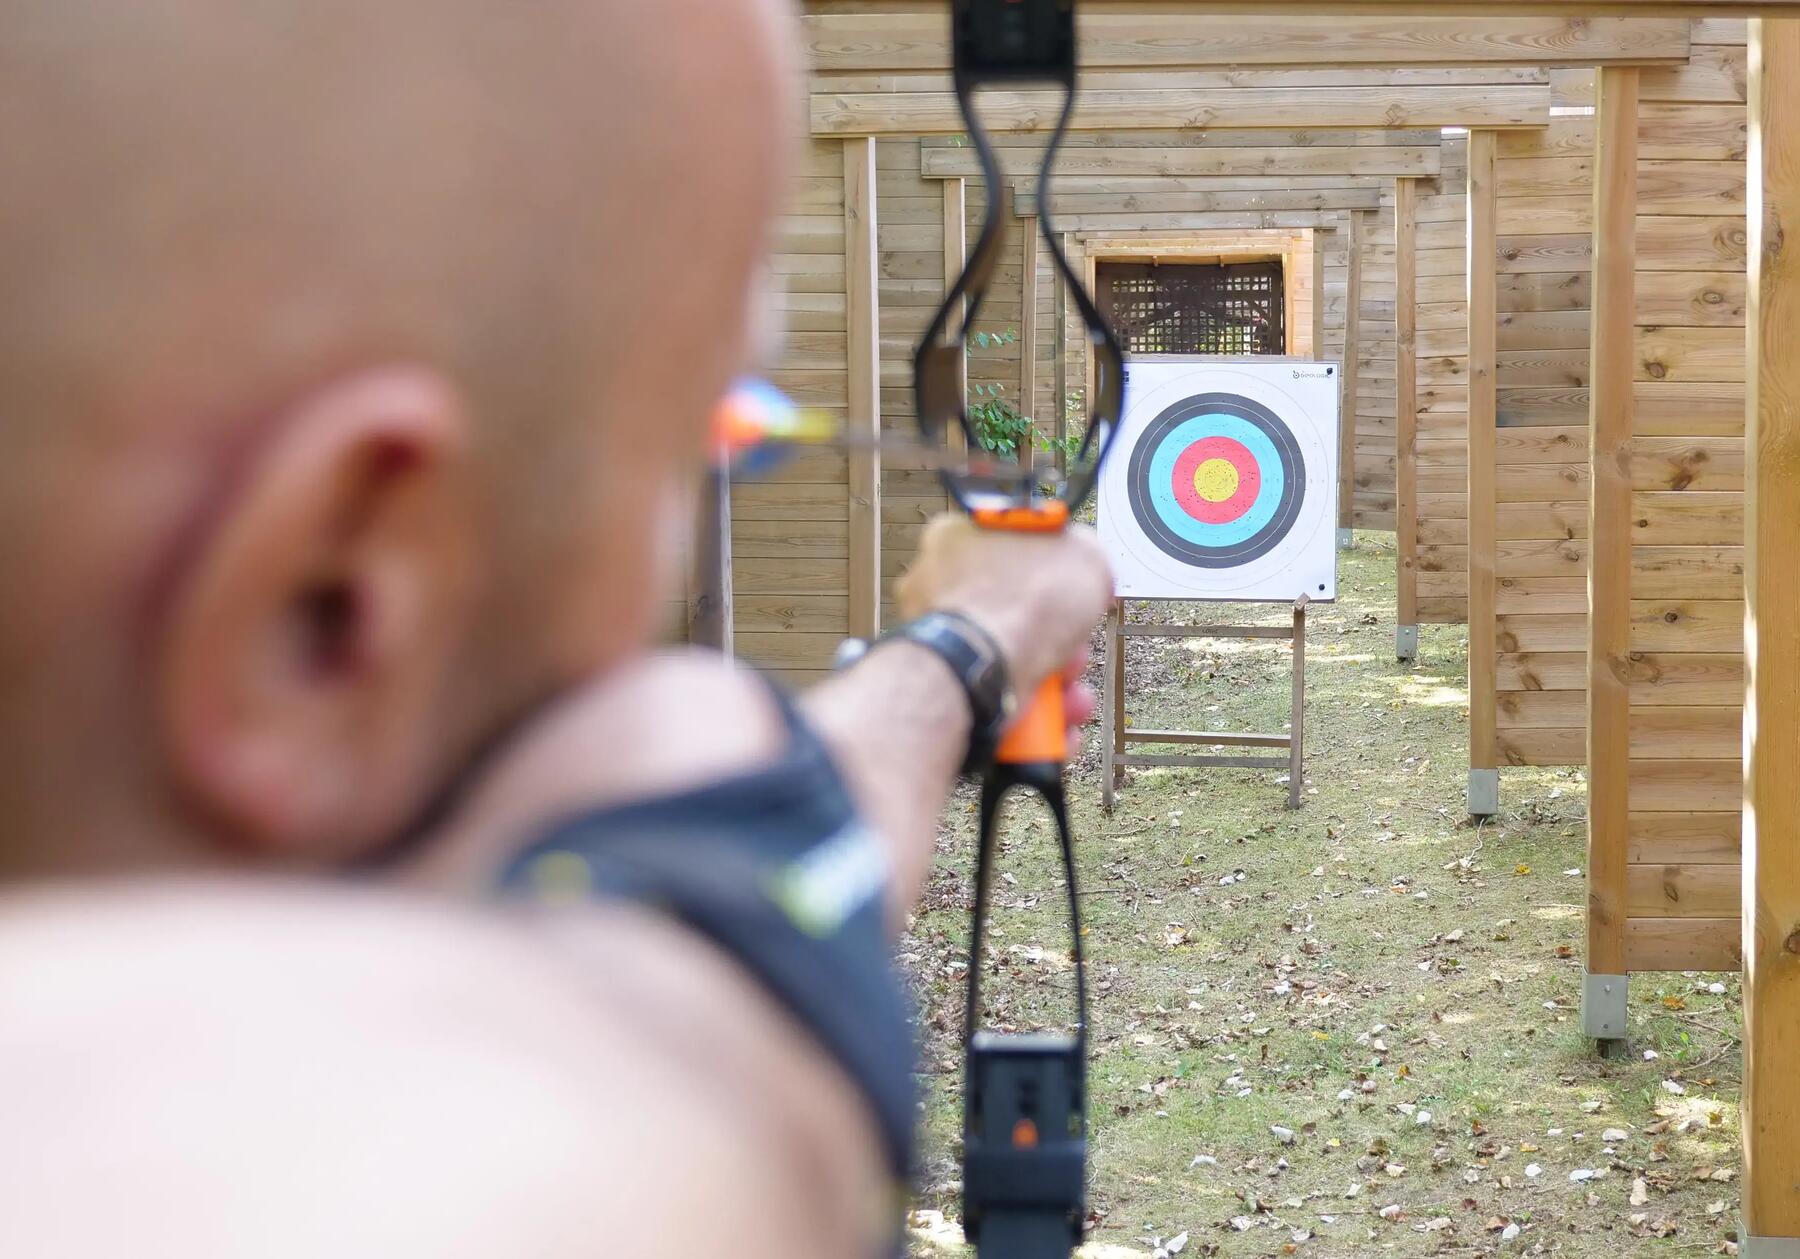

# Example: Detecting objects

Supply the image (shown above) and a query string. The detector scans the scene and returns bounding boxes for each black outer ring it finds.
[1125,392,1306,569]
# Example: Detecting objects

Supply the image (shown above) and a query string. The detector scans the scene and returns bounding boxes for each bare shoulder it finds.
[410,649,792,888]
[0,881,882,1259]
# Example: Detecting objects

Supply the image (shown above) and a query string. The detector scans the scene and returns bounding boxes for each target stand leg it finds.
[1287,600,1307,810]
[1102,602,1125,810]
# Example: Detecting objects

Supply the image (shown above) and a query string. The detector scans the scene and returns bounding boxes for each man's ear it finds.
[157,366,481,862]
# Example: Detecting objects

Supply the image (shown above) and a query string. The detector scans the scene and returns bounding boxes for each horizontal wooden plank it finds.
[1635,270,1748,326]
[813,85,1552,136]
[1638,102,1748,161]
[1629,758,1743,813]
[1497,576,1587,613]
[1497,688,1586,728]
[1630,546,1745,600]
[1630,599,1745,652]
[1123,730,1291,748]
[1496,613,1586,652]
[804,14,1691,73]
[1624,652,1747,705]
[1628,437,1746,490]
[926,144,1441,180]
[1628,812,1742,865]
[734,558,848,595]
[1627,863,1741,918]
[1014,188,1384,217]
[734,631,842,671]
[1497,651,1586,691]
[1625,917,1741,974]
[733,595,850,635]
[1632,381,1747,435]
[1635,215,1748,271]
[1630,706,1744,759]
[1634,489,1742,543]
[1498,727,1584,766]
[1120,623,1296,640]
[1635,326,1746,384]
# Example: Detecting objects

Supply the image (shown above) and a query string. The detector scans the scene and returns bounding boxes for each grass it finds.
[903,535,1745,1258]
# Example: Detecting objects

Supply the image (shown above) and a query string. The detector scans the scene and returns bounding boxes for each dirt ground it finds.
[903,535,1745,1258]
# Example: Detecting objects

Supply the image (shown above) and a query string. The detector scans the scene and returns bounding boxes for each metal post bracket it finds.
[1582,972,1629,1042]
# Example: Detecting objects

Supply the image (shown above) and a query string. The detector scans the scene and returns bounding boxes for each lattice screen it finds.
[1096,261,1285,356]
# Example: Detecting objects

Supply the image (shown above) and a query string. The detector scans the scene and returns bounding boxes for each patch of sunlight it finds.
[1530,904,1583,921]
[1441,1010,1477,1025]
[1176,636,1286,656]
[1396,681,1470,707]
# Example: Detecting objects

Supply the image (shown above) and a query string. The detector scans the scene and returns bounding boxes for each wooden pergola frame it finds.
[782,7,1800,1246]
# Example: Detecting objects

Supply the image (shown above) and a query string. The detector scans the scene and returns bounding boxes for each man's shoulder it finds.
[0,879,848,1257]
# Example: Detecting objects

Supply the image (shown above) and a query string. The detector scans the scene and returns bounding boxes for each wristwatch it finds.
[834,611,1016,775]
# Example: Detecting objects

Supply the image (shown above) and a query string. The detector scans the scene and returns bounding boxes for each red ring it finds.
[1171,436,1261,524]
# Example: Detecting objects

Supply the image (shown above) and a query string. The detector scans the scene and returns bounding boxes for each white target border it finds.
[1098,359,1340,603]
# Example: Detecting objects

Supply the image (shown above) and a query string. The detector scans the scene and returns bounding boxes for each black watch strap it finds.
[839,612,1015,775]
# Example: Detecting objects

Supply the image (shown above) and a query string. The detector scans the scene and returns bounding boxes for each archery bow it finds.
[912,3,1127,1256]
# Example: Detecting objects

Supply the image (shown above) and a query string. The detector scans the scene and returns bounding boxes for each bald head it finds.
[0,0,795,870]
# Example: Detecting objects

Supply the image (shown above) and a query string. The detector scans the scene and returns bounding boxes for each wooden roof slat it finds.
[804,13,1691,72]
[813,84,1550,135]
[923,142,1443,179]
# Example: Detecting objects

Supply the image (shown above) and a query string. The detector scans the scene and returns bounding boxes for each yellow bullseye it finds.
[1193,457,1240,504]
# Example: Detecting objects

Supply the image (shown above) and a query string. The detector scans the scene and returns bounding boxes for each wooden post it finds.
[1466,130,1500,818]
[1284,245,1304,355]
[1289,600,1307,810]
[1110,600,1127,793]
[1102,601,1123,810]
[845,137,881,641]
[944,177,969,510]
[1339,212,1363,546]
[1394,178,1421,661]
[687,466,733,653]
[1020,214,1040,468]
[1744,19,1800,1253]
[1583,67,1639,1047]
[1054,231,1070,472]
[1311,226,1328,361]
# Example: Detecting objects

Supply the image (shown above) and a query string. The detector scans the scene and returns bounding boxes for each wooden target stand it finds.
[1100,595,1309,811]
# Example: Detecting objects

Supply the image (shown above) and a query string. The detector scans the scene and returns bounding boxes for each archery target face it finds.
[1099,360,1340,602]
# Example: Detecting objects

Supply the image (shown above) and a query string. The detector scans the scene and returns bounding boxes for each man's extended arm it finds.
[804,515,1111,920]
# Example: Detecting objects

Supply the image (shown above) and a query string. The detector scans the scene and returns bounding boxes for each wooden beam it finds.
[988,2,1800,14]
[1395,177,1421,652]
[1744,18,1800,1249]
[1054,231,1070,467]
[812,84,1552,136]
[1340,210,1365,535]
[1020,215,1040,470]
[1312,226,1329,359]
[1467,129,1500,814]
[929,141,1442,181]
[943,177,968,512]
[844,137,881,641]
[804,14,1691,72]
[686,466,733,652]
[1583,66,1640,1042]
[1011,185,1386,218]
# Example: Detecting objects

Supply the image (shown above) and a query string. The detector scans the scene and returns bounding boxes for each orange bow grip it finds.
[970,497,1074,767]
[995,675,1069,766]
[970,500,1070,534]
